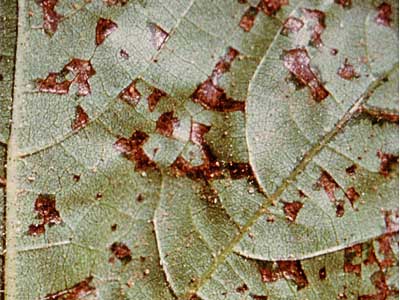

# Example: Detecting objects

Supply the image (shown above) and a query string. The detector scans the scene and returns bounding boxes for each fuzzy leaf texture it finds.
[1,0,399,299]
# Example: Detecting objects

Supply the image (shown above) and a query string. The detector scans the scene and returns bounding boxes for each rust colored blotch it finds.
[319,267,327,280]
[147,88,167,112]
[239,6,259,32]
[192,47,244,112]
[361,107,399,124]
[335,0,352,8]
[302,8,326,48]
[119,80,141,106]
[38,59,96,97]
[156,111,179,137]
[250,296,267,300]
[236,283,249,293]
[149,23,169,50]
[171,156,223,181]
[96,18,118,46]
[283,48,329,102]
[282,17,304,35]
[114,131,157,171]
[71,105,89,131]
[337,59,359,80]
[120,49,129,59]
[260,0,289,16]
[104,0,128,5]
[190,122,210,145]
[44,277,95,300]
[345,164,357,176]
[282,201,303,222]
[375,2,392,27]
[377,150,398,177]
[318,171,339,202]
[260,261,308,290]
[37,73,72,95]
[335,200,345,217]
[28,194,62,236]
[110,242,132,261]
[345,187,359,207]
[344,244,362,276]
[227,162,254,180]
[36,0,62,35]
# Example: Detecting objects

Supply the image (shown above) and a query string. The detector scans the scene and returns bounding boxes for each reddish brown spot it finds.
[36,0,62,35]
[236,283,249,293]
[301,8,326,48]
[344,244,362,276]
[298,189,306,198]
[0,177,5,187]
[96,18,118,46]
[338,59,359,80]
[319,267,327,280]
[377,151,398,177]
[71,105,89,131]
[336,200,345,217]
[120,49,129,59]
[171,156,223,181]
[251,295,268,300]
[330,48,339,56]
[282,17,304,35]
[318,171,339,202]
[28,194,62,236]
[44,277,95,300]
[149,23,169,50]
[190,122,210,145]
[375,3,392,27]
[260,261,308,290]
[147,88,167,112]
[119,80,141,106]
[282,201,303,222]
[192,48,244,112]
[73,174,80,182]
[239,6,259,32]
[345,164,357,176]
[104,0,128,5]
[335,0,352,8]
[361,107,399,124]
[345,187,360,207]
[38,59,96,97]
[283,48,329,102]
[156,112,179,137]
[136,194,144,202]
[111,224,118,231]
[259,0,289,16]
[227,162,254,180]
[110,242,132,262]
[114,131,157,171]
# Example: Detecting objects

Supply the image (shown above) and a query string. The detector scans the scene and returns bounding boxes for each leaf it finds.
[3,1,399,300]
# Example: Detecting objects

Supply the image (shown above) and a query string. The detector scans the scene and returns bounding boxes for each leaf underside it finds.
[1,0,399,300]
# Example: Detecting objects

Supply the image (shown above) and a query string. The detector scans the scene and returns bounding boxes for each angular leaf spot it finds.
[96,18,118,46]
[71,105,89,131]
[44,277,95,300]
[375,2,392,27]
[28,194,62,236]
[36,0,62,35]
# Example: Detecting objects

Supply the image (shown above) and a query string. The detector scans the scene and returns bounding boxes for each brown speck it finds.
[156,111,179,137]
[147,88,167,112]
[266,215,275,223]
[110,242,132,262]
[330,48,339,56]
[345,187,360,207]
[345,164,357,176]
[319,267,327,280]
[375,2,392,27]
[72,174,80,182]
[337,59,359,80]
[143,269,150,276]
[301,8,326,48]
[43,277,95,300]
[336,200,345,217]
[282,201,303,222]
[104,0,128,5]
[149,23,169,50]
[282,17,304,35]
[259,0,289,16]
[377,151,398,177]
[260,261,308,290]
[114,131,158,171]
[120,49,129,59]
[335,0,351,8]
[96,192,102,199]
[71,105,89,131]
[119,80,141,106]
[136,194,144,202]
[36,0,62,35]
[283,48,329,102]
[236,283,249,293]
[28,194,62,236]
[38,59,96,96]
[111,224,118,231]
[239,6,259,32]
[96,18,118,46]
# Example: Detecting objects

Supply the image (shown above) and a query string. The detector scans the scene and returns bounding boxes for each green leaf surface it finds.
[2,0,399,299]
